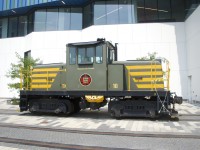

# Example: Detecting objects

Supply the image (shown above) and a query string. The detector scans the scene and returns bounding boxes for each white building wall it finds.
[185,6,200,102]
[0,22,187,98]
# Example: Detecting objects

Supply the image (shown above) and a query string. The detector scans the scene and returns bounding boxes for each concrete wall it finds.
[185,5,200,102]
[0,23,187,98]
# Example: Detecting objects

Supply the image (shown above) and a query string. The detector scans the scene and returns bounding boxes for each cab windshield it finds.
[69,45,103,65]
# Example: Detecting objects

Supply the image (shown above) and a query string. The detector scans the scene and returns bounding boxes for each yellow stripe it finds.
[126,65,162,70]
[136,84,164,89]
[129,72,163,76]
[32,68,60,72]
[32,74,57,78]
[31,84,51,89]
[133,78,164,82]
[32,79,55,83]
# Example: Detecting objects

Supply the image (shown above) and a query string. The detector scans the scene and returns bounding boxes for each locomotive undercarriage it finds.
[20,90,182,119]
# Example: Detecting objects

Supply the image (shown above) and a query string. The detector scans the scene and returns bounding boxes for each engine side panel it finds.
[122,61,164,91]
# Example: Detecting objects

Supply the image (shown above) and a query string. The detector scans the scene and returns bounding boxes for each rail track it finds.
[0,123,200,139]
[0,137,128,150]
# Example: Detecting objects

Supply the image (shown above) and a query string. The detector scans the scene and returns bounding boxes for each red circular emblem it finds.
[80,74,92,86]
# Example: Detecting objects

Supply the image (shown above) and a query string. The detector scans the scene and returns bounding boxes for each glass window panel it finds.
[39,0,43,4]
[78,48,85,64]
[70,8,82,30]
[78,47,94,64]
[15,0,18,8]
[58,8,70,30]
[3,0,8,10]
[34,9,46,31]
[34,0,39,4]
[69,47,76,65]
[0,0,3,11]
[46,8,58,31]
[18,0,22,7]
[7,0,10,9]
[18,0,26,7]
[171,0,185,21]
[137,0,145,22]
[43,0,48,3]
[22,0,26,7]
[96,45,103,64]
[145,0,158,21]
[94,1,106,25]
[1,18,8,38]
[86,47,94,63]
[119,0,133,24]
[158,0,171,20]
[83,4,92,28]
[18,16,27,36]
[0,19,2,38]
[26,0,30,6]
[8,17,18,37]
[11,0,15,9]
[28,13,34,34]
[30,0,35,5]
[106,0,119,24]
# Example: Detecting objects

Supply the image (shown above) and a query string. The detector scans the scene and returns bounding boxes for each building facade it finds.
[0,0,200,101]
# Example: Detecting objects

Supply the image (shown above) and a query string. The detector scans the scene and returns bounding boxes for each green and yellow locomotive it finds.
[20,39,182,118]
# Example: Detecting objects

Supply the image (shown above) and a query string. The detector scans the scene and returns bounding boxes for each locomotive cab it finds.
[66,39,117,91]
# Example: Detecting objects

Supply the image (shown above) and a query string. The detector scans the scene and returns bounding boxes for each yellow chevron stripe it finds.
[32,79,55,83]
[133,78,164,82]
[126,65,162,70]
[32,74,57,78]
[31,84,51,89]
[136,84,164,89]
[32,68,60,72]
[129,72,163,76]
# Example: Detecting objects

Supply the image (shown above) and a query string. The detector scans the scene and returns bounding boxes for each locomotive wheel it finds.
[55,102,66,114]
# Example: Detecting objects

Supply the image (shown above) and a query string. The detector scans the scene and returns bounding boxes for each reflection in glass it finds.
[158,0,171,20]
[78,47,94,64]
[70,47,76,65]
[145,0,158,21]
[94,1,106,25]
[119,0,133,24]
[171,0,185,21]
[34,9,46,31]
[71,8,82,30]
[11,0,15,9]
[8,17,18,37]
[0,0,3,11]
[18,16,27,36]
[107,0,119,24]
[46,8,58,31]
[137,0,145,22]
[58,8,70,30]
[1,18,8,38]
[28,13,34,34]
[83,4,92,28]
[96,46,103,64]
[0,19,2,38]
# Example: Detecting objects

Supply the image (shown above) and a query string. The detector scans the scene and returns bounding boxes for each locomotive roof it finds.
[67,41,104,47]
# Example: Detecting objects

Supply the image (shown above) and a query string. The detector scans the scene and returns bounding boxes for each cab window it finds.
[78,47,94,64]
[69,47,76,65]
[96,45,103,64]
